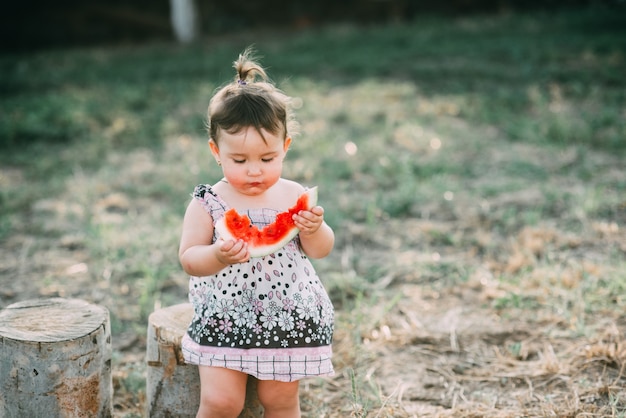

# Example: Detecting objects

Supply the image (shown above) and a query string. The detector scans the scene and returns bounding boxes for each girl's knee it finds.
[257,380,300,410]
[198,390,245,417]
[196,367,247,418]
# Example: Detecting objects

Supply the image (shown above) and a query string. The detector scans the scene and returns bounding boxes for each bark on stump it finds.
[0,298,112,418]
[146,302,264,417]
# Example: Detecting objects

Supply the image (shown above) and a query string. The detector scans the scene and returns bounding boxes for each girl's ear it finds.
[283,136,292,153]
[208,139,221,163]
[209,139,222,165]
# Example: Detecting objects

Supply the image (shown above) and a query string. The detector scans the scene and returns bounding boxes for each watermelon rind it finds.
[214,187,318,258]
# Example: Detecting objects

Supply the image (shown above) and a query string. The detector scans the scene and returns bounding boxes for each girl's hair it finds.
[207,47,298,144]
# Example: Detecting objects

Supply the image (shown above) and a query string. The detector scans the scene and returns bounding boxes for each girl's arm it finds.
[294,206,335,259]
[179,199,249,276]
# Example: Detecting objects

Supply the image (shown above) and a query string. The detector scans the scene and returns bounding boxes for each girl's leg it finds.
[257,380,301,418]
[196,366,248,418]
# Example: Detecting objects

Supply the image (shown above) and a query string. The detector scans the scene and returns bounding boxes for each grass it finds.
[1,6,625,417]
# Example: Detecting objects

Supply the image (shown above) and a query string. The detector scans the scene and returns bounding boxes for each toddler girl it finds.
[179,48,335,418]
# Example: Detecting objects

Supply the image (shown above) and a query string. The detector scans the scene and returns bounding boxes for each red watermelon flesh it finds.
[214,187,318,258]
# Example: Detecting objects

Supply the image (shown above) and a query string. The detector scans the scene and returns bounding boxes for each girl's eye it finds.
[233,159,246,164]
[262,158,274,163]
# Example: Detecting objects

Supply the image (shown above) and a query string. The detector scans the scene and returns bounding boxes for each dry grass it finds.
[2,105,625,417]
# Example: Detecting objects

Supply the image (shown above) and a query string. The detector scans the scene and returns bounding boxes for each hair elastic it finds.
[237,79,247,86]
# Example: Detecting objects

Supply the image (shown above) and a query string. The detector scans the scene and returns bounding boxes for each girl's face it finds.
[210,126,291,196]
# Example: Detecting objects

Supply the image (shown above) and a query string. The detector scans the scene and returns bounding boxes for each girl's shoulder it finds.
[276,178,306,194]
[274,178,310,203]
[265,179,308,211]
[192,183,216,199]
[191,184,228,214]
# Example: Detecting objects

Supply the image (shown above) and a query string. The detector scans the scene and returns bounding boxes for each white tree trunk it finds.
[0,298,112,418]
[146,303,264,417]
[169,0,200,43]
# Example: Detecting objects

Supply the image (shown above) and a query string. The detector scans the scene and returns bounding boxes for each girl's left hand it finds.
[293,206,325,235]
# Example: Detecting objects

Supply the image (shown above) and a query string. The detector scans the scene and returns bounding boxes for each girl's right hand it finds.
[216,239,250,265]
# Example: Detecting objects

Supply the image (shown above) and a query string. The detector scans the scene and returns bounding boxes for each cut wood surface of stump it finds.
[146,302,264,417]
[0,297,112,418]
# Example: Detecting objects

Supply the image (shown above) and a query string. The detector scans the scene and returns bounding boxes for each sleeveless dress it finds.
[181,184,335,382]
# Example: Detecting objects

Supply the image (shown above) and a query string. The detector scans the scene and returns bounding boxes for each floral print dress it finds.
[181,184,335,382]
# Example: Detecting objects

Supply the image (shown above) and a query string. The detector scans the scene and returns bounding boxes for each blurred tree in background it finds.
[1,0,622,53]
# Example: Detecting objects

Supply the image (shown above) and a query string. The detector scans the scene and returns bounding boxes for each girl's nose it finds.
[247,163,262,176]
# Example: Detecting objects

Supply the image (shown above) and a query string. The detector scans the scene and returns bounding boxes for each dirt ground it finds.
[1,139,625,417]
[2,222,625,418]
[307,214,626,417]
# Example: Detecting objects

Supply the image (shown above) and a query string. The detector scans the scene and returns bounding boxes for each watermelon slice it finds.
[214,187,318,258]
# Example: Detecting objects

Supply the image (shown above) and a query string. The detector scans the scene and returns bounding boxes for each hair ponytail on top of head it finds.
[207,47,299,145]
[233,47,267,85]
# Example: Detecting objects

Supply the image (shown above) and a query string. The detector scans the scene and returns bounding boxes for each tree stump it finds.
[0,298,112,418]
[146,303,264,418]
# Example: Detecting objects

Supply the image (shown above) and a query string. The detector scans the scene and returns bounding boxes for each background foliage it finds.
[2,0,623,51]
